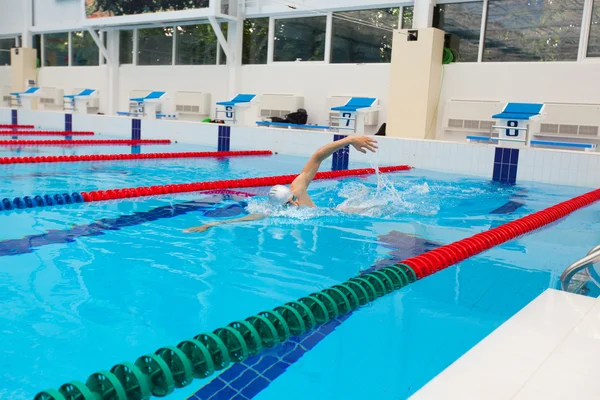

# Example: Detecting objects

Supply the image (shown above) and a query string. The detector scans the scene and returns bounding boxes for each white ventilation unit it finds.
[38,87,64,111]
[259,94,304,120]
[441,99,504,141]
[175,91,210,121]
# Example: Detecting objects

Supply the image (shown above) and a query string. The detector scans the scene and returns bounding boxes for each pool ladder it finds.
[560,244,600,295]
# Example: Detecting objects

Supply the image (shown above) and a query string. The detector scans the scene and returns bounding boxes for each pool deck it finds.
[410,289,600,400]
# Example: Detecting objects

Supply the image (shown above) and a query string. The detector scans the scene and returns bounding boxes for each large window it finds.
[402,6,414,29]
[71,31,99,66]
[176,24,218,65]
[587,0,600,57]
[0,38,14,66]
[331,8,399,64]
[273,17,327,62]
[243,18,269,64]
[137,27,173,65]
[433,2,483,62]
[484,0,585,62]
[120,30,134,64]
[44,32,69,66]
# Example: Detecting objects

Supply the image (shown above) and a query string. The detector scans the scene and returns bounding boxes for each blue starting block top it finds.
[130,91,166,102]
[256,121,331,130]
[64,89,96,99]
[331,97,377,112]
[217,94,257,107]
[10,87,39,96]
[492,103,543,120]
[530,140,597,149]
[466,135,499,142]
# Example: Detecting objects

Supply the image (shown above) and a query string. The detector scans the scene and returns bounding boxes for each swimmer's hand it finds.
[184,213,266,233]
[350,136,378,154]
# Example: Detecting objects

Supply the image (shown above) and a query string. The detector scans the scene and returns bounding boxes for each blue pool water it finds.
[0,143,599,400]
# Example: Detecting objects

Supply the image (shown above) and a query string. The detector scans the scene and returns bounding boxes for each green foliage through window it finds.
[72,31,99,66]
[138,27,173,65]
[243,18,269,64]
[331,8,399,64]
[44,32,69,66]
[433,2,483,62]
[274,17,326,62]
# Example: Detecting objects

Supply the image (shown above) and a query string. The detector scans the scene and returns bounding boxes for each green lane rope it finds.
[34,264,417,400]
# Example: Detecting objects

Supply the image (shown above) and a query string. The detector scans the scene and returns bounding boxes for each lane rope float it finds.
[0,124,35,129]
[0,131,94,136]
[34,187,600,400]
[0,139,171,146]
[0,151,273,165]
[0,166,411,212]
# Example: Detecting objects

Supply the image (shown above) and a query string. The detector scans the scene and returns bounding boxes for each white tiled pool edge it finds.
[1,108,599,188]
[409,289,600,400]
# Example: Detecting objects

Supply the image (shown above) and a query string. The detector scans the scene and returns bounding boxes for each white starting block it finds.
[121,91,166,119]
[10,87,40,109]
[329,97,379,135]
[491,103,544,148]
[64,88,99,114]
[216,94,258,125]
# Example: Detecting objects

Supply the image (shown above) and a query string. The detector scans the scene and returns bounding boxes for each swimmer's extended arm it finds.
[291,136,378,194]
[183,213,266,233]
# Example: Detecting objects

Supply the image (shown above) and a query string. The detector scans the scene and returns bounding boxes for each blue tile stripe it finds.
[65,114,72,132]
[331,134,349,171]
[131,119,141,140]
[0,196,249,257]
[189,233,441,400]
[218,125,231,152]
[11,109,17,125]
[493,148,519,185]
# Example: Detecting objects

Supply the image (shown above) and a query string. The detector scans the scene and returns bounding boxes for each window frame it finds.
[0,36,17,67]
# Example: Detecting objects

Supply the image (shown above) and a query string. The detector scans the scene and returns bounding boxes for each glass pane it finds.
[72,31,99,66]
[332,8,399,64]
[219,23,228,65]
[587,0,600,57]
[120,30,134,64]
[274,17,327,62]
[402,6,414,29]
[176,24,217,65]
[32,35,42,68]
[44,32,69,66]
[243,18,269,65]
[433,2,483,62]
[86,0,209,18]
[0,38,13,66]
[484,0,585,62]
[138,27,173,66]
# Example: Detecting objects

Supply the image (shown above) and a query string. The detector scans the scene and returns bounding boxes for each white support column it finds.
[22,0,33,48]
[413,0,436,29]
[578,0,595,61]
[324,12,333,63]
[172,25,177,65]
[133,29,138,65]
[208,16,233,61]
[477,0,489,63]
[106,30,119,115]
[267,17,275,63]
[227,19,244,98]
[68,32,72,66]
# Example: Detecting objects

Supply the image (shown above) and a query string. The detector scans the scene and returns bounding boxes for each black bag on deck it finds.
[284,109,308,125]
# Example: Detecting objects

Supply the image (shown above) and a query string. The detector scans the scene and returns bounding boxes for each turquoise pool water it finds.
[0,143,599,400]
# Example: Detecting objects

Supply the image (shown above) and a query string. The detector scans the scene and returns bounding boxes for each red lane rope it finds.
[401,188,600,280]
[0,150,273,165]
[80,166,411,202]
[0,139,171,146]
[0,124,34,129]
[0,130,94,136]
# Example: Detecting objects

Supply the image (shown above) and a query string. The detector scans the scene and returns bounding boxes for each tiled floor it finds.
[409,289,600,400]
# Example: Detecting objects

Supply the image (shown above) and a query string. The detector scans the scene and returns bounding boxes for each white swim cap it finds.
[268,185,294,206]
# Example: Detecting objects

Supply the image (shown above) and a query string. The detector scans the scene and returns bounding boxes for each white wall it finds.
[38,66,108,112]
[436,62,600,140]
[247,0,412,16]
[239,63,390,133]
[0,0,24,35]
[32,0,84,32]
[118,65,230,116]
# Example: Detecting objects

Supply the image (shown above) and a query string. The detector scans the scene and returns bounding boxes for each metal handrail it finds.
[560,244,600,291]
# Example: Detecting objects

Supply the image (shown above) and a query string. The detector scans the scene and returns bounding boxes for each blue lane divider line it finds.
[0,195,248,257]
[490,200,525,215]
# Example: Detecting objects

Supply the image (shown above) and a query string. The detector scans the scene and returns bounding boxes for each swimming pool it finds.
[1,142,599,400]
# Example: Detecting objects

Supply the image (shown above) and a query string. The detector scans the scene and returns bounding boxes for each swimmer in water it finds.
[184,135,378,233]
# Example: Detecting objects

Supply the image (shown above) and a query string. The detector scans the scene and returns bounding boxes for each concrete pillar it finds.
[413,0,436,29]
